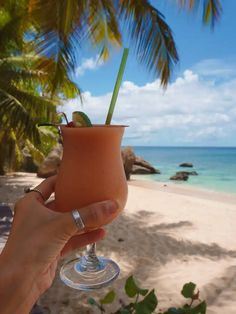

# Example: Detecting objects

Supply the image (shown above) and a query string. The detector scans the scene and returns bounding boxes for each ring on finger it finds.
[71,209,85,231]
[24,187,46,202]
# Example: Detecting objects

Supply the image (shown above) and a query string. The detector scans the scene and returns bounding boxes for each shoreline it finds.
[130,176,236,205]
[0,171,236,206]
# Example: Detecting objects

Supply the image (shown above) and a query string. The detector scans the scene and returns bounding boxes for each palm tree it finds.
[0,2,81,174]
[0,0,222,174]
[28,0,222,88]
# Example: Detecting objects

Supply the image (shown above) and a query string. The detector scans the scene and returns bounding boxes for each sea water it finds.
[132,147,236,195]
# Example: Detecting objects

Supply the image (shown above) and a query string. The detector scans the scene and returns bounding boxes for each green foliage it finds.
[100,291,116,305]
[0,1,80,174]
[181,282,196,299]
[125,275,148,297]
[28,0,222,88]
[88,276,207,314]
[134,290,157,314]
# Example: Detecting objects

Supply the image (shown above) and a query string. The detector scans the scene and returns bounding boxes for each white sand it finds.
[1,173,236,314]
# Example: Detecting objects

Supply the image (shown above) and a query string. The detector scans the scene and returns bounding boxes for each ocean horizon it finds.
[129,146,236,195]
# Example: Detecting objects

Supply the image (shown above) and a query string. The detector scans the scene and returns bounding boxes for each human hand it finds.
[0,175,118,314]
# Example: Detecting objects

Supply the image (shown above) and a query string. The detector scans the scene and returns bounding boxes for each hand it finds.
[0,175,118,314]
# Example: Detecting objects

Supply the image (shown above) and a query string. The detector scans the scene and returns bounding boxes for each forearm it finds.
[0,251,37,314]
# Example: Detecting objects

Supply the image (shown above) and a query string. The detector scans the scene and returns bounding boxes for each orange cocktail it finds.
[55,124,127,290]
[55,125,127,212]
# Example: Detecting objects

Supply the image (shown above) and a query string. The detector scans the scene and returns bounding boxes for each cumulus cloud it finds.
[63,62,236,146]
[76,55,104,76]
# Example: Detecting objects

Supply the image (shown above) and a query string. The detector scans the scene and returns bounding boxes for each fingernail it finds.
[106,200,118,214]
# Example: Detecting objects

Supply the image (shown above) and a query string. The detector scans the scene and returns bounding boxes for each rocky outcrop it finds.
[121,147,136,180]
[179,162,193,168]
[37,144,62,178]
[122,147,159,179]
[132,156,160,175]
[170,172,189,181]
[21,147,38,173]
[170,170,198,181]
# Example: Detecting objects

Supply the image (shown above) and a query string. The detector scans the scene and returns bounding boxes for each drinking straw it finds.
[105,48,129,125]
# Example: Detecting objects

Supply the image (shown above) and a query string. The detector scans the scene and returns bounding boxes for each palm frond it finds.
[5,85,57,116]
[0,87,55,143]
[25,139,45,165]
[0,2,29,55]
[119,0,179,86]
[87,0,122,60]
[177,0,222,27]
[28,0,82,95]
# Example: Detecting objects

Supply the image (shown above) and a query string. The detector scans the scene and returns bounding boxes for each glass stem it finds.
[79,243,103,272]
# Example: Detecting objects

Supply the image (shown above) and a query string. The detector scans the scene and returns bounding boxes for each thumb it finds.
[53,200,119,237]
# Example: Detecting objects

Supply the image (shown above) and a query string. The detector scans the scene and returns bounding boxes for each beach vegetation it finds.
[88,275,206,314]
[0,1,80,174]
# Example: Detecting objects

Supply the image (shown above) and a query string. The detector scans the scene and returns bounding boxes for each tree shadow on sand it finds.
[202,265,236,313]
[101,210,236,265]
[39,210,236,314]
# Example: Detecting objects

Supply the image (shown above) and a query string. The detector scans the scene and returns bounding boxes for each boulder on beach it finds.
[121,147,136,180]
[133,156,160,174]
[179,162,193,168]
[170,172,189,181]
[37,144,62,178]
[132,164,156,175]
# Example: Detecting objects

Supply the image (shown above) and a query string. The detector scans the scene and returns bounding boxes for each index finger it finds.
[31,175,57,203]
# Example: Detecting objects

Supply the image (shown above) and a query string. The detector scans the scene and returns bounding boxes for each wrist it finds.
[0,251,37,314]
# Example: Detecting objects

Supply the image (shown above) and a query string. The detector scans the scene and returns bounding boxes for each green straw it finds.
[105,48,129,125]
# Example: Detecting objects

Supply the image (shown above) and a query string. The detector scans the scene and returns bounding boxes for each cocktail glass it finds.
[55,125,128,290]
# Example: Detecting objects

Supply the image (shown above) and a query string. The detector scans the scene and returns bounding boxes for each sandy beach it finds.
[1,172,236,314]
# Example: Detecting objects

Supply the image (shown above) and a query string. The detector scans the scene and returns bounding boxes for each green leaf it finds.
[100,290,116,304]
[134,289,158,314]
[181,282,196,299]
[191,301,207,314]
[125,276,149,298]
[88,297,97,306]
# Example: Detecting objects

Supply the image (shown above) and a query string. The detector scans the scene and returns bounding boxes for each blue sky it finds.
[63,0,236,147]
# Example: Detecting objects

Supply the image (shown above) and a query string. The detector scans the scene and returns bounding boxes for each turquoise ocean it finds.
[132,147,236,195]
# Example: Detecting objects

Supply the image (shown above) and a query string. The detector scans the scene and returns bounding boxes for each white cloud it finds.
[76,55,104,76]
[192,58,236,79]
[63,61,236,146]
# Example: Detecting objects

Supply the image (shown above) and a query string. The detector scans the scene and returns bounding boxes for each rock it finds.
[176,171,198,176]
[21,147,38,173]
[170,172,189,181]
[37,144,63,178]
[132,165,154,174]
[132,156,160,174]
[179,162,193,168]
[121,147,136,180]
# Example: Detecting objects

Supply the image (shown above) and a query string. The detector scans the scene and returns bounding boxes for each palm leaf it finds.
[28,0,83,95]
[119,0,179,86]
[0,87,55,143]
[87,0,122,60]
[177,0,222,27]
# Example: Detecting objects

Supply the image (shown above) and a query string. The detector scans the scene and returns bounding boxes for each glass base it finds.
[60,256,120,291]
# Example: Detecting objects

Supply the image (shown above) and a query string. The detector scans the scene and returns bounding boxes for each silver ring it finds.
[24,187,46,202]
[71,209,85,230]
